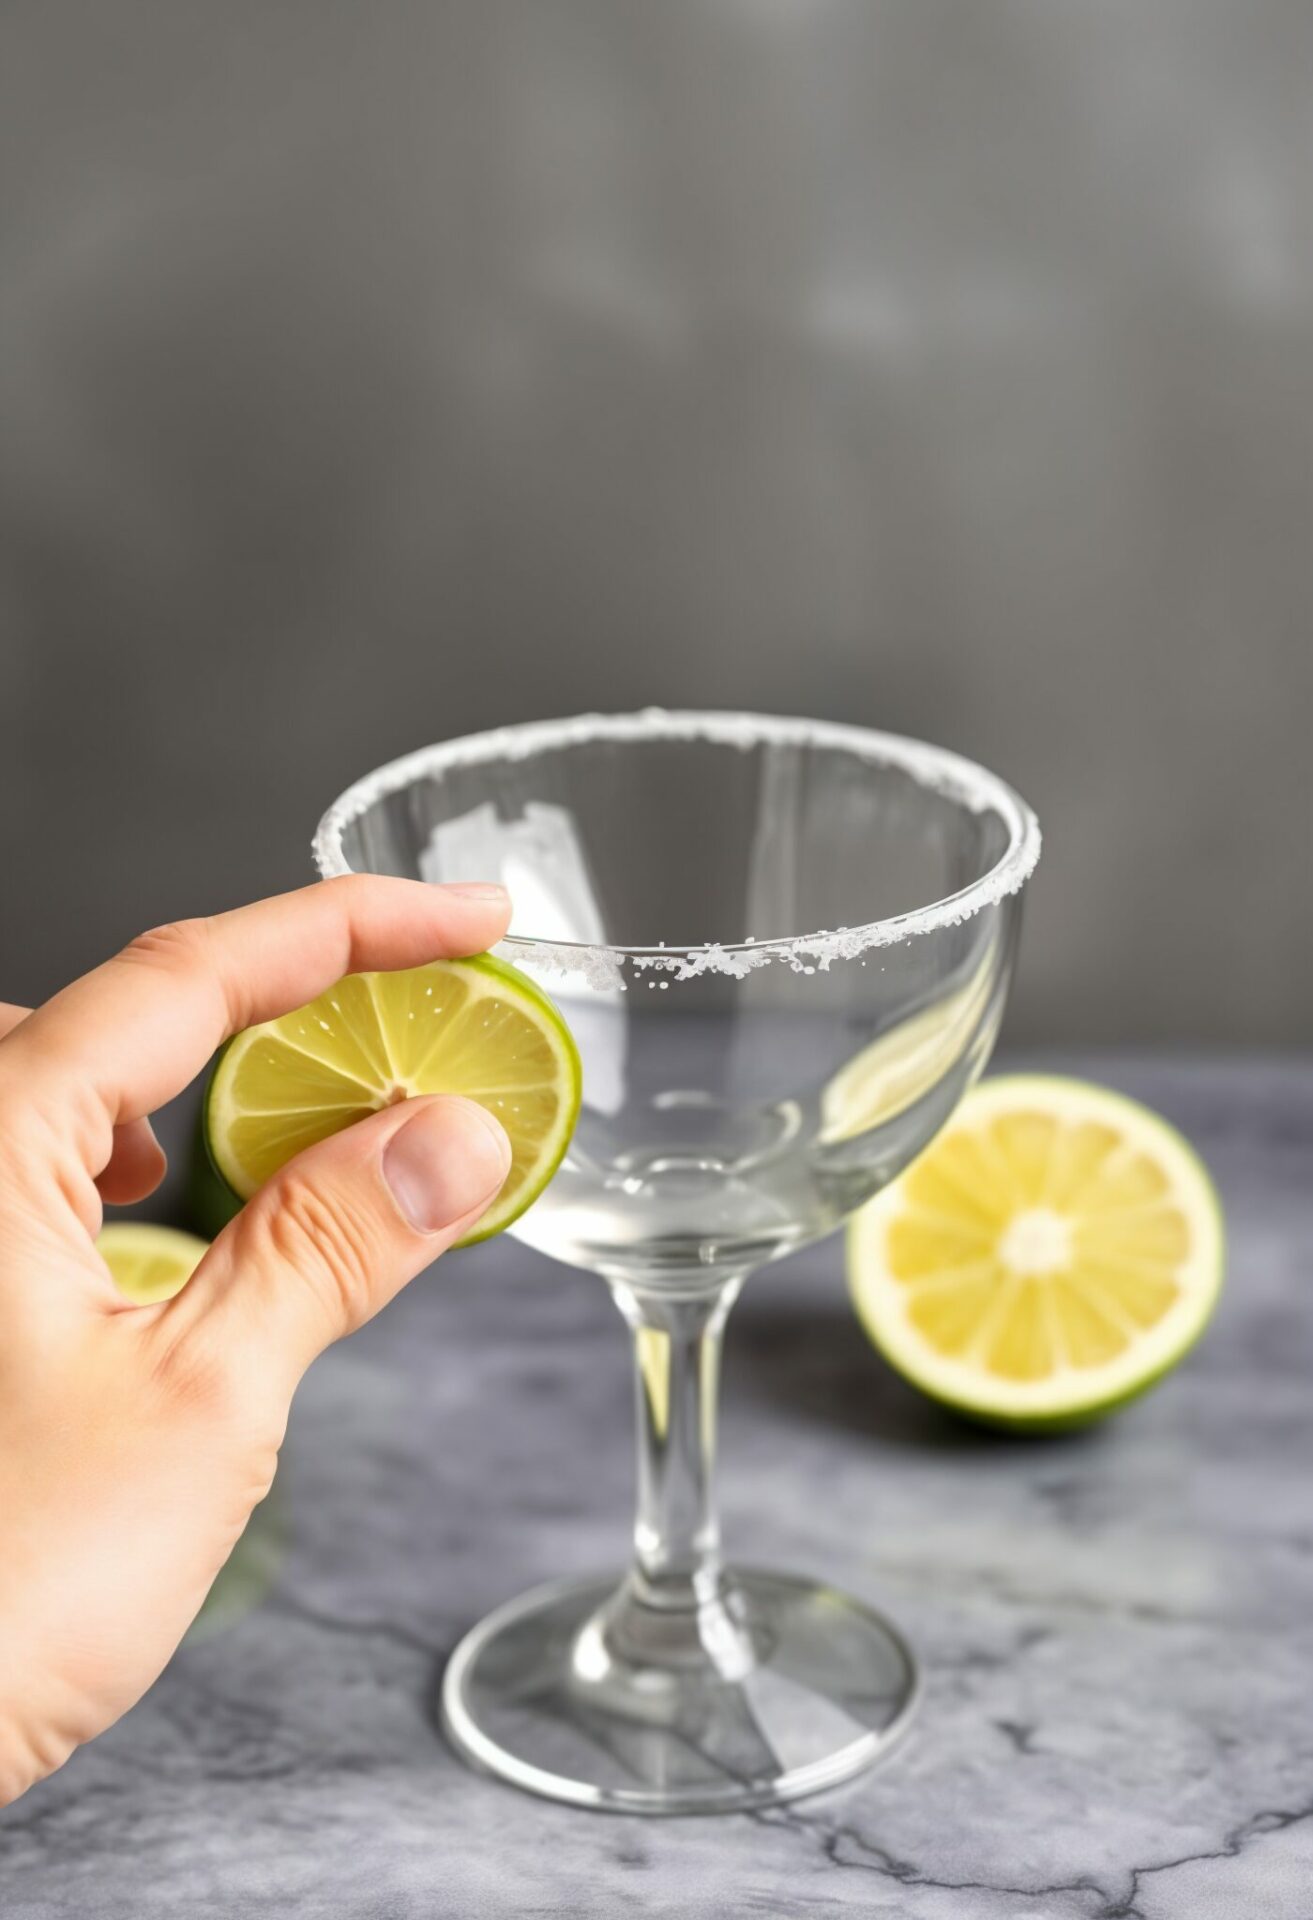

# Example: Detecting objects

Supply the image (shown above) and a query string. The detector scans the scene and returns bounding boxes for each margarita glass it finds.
[315,711,1039,1813]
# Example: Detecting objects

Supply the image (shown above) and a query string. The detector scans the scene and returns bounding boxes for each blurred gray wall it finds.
[2,0,1310,1043]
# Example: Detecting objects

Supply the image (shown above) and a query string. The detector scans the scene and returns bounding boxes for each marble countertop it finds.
[4,1056,1312,1918]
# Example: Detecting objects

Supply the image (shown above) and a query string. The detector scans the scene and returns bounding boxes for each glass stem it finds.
[609,1276,744,1609]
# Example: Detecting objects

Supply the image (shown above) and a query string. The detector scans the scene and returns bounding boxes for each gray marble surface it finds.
[4,1056,1313,1918]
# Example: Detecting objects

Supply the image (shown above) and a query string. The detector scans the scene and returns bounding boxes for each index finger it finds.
[2,877,511,1123]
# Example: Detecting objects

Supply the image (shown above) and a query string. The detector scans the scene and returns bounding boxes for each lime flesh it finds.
[97,1223,211,1303]
[848,1075,1225,1429]
[204,952,581,1246]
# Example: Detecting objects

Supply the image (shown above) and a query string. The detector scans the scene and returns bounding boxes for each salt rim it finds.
[313,709,1040,988]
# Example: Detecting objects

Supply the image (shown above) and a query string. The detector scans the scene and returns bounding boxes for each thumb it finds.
[166,1096,510,1390]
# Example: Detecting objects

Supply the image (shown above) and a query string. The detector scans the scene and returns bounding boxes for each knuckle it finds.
[259,1171,382,1334]
[117,916,239,1026]
[120,918,212,973]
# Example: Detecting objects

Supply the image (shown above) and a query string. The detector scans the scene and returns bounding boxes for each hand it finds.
[0,877,513,1805]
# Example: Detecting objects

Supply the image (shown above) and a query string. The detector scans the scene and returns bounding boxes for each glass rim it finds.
[313,708,1041,972]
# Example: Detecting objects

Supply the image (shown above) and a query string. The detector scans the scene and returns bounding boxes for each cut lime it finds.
[847,1075,1225,1429]
[204,953,581,1246]
[97,1223,211,1303]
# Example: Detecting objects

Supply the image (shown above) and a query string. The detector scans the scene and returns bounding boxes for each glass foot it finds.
[441,1569,919,1814]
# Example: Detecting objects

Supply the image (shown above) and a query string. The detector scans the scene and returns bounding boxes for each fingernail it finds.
[444,882,508,902]
[384,1099,511,1233]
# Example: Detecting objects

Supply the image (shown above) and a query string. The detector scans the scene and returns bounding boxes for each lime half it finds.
[848,1075,1225,1430]
[97,1223,210,1303]
[204,953,581,1245]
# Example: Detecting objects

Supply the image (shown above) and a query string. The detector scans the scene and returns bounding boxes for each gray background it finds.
[2,0,1310,1042]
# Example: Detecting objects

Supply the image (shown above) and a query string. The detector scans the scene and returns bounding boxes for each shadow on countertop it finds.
[727,1286,1103,1459]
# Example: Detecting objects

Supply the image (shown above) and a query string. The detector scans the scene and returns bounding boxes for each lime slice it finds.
[847,1075,1225,1429]
[204,953,581,1246]
[97,1223,210,1303]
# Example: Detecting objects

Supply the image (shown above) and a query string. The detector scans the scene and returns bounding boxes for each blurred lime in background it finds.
[96,1219,281,1636]
[848,1076,1224,1431]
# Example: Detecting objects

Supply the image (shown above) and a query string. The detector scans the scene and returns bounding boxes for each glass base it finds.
[441,1568,919,1814]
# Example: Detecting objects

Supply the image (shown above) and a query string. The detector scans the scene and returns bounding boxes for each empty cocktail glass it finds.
[315,711,1039,1813]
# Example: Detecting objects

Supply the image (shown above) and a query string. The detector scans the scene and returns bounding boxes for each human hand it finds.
[0,877,512,1805]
